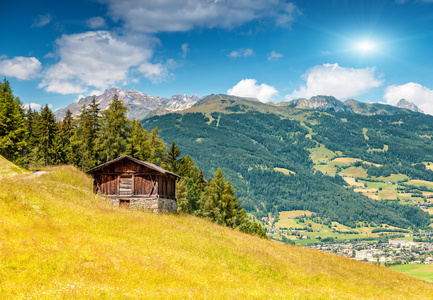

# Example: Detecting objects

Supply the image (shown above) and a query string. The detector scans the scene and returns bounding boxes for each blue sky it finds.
[2,0,433,114]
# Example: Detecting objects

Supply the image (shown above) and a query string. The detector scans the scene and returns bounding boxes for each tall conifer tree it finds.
[149,127,167,166]
[167,141,183,173]
[58,109,74,164]
[97,94,130,162]
[0,78,27,163]
[35,105,57,165]
[126,119,152,161]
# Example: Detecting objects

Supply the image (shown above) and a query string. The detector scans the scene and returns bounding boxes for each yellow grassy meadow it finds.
[0,164,433,299]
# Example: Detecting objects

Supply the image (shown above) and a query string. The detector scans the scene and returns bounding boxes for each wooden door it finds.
[119,199,130,208]
[119,175,133,196]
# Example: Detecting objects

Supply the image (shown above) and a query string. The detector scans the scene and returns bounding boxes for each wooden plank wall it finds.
[99,175,117,195]
[157,175,176,198]
[93,159,177,198]
[134,175,154,195]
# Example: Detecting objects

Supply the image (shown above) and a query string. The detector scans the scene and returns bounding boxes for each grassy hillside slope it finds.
[0,155,28,175]
[1,162,433,299]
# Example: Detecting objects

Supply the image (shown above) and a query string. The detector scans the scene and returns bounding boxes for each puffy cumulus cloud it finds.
[228,48,254,58]
[384,82,433,115]
[32,14,52,28]
[0,56,42,80]
[100,0,301,33]
[228,78,278,102]
[268,50,283,61]
[286,63,383,100]
[86,17,107,29]
[138,61,170,83]
[39,31,169,94]
[22,103,42,110]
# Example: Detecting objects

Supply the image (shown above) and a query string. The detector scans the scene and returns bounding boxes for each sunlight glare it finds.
[357,41,375,52]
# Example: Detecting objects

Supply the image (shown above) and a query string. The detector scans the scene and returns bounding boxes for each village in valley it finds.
[308,237,433,265]
[258,210,433,266]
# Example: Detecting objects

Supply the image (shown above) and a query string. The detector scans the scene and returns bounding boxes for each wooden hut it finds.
[86,155,181,212]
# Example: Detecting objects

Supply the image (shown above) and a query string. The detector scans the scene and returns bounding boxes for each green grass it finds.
[273,211,392,243]
[389,264,433,283]
[339,166,368,177]
[1,162,433,299]
[273,167,296,175]
[313,163,339,175]
[405,179,433,190]
[0,156,28,175]
[363,128,369,140]
[376,173,409,183]
[308,144,336,164]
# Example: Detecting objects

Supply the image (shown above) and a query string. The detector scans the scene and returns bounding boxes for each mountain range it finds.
[278,95,422,115]
[54,87,200,120]
[142,94,432,230]
[54,87,423,120]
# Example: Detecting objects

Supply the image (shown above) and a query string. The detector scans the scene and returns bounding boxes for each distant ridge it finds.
[278,95,347,112]
[193,94,260,107]
[54,87,200,120]
[277,95,420,116]
[54,88,424,121]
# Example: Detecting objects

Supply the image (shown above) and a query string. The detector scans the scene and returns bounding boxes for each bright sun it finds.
[357,41,375,52]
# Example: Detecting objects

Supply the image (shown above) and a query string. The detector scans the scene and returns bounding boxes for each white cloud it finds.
[100,0,301,33]
[286,63,383,100]
[384,82,433,115]
[39,31,169,94]
[86,17,107,29]
[181,43,189,58]
[32,14,52,27]
[22,103,42,110]
[228,78,278,102]
[0,56,42,80]
[228,48,254,58]
[138,62,170,83]
[88,90,103,97]
[268,50,283,61]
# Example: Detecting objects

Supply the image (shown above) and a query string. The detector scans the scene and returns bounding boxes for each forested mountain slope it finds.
[143,95,432,229]
[1,158,433,299]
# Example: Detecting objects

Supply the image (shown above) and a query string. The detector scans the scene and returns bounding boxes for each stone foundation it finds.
[107,196,177,213]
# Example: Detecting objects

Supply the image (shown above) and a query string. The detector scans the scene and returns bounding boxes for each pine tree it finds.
[178,154,199,178]
[126,120,151,161]
[58,110,74,164]
[35,105,58,165]
[220,179,237,227]
[196,169,206,191]
[0,78,27,163]
[177,177,202,214]
[88,97,101,163]
[202,168,226,224]
[166,141,183,173]
[176,179,189,212]
[97,94,130,162]
[149,127,167,166]
[200,168,267,237]
[70,105,94,169]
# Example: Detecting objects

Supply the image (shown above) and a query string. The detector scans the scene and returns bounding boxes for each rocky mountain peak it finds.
[285,95,348,112]
[396,98,423,113]
[54,87,200,120]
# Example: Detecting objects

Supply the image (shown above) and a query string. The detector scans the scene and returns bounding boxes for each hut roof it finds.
[85,155,181,178]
